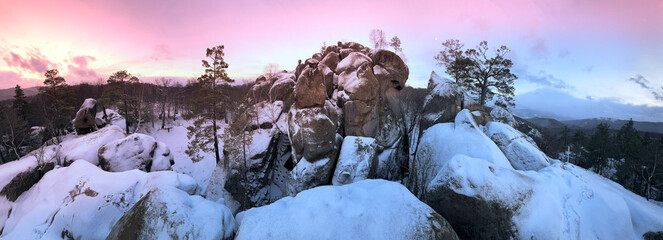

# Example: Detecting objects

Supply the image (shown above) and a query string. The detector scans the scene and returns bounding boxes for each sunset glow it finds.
[1,0,662,108]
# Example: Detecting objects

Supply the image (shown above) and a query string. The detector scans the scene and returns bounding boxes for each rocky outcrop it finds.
[288,101,340,162]
[484,122,551,171]
[216,41,410,210]
[98,134,174,172]
[107,186,235,240]
[332,136,379,185]
[420,71,477,132]
[235,180,459,240]
[490,106,517,127]
[73,98,99,134]
[0,160,198,239]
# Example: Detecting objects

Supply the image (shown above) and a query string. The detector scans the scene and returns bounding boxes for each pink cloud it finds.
[2,51,53,74]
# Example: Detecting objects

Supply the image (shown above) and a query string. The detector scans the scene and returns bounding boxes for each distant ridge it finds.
[0,86,40,101]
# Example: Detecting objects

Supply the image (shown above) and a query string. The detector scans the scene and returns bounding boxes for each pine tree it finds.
[436,40,517,108]
[587,123,612,175]
[12,85,30,121]
[0,103,31,161]
[615,119,642,191]
[185,45,233,165]
[40,69,75,141]
[102,70,139,134]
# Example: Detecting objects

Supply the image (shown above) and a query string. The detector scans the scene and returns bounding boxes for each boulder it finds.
[294,66,327,108]
[490,107,517,127]
[98,134,174,172]
[235,180,459,240]
[0,160,198,239]
[320,51,341,73]
[332,136,379,185]
[73,98,98,134]
[370,49,409,91]
[61,125,126,166]
[269,73,296,102]
[420,71,476,131]
[288,101,340,162]
[484,122,551,171]
[247,76,272,103]
[107,186,235,240]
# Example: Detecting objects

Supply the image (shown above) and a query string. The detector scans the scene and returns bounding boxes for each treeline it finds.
[0,68,252,164]
[546,121,663,200]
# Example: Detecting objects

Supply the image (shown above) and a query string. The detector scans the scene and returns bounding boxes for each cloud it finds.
[530,38,548,59]
[515,88,663,122]
[583,65,593,72]
[151,44,173,61]
[2,50,54,74]
[521,70,573,89]
[628,74,663,102]
[557,49,570,58]
[0,71,40,89]
[67,55,98,80]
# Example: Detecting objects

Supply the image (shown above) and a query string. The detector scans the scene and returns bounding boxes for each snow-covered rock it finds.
[98,133,174,172]
[0,160,197,239]
[235,179,459,240]
[420,71,477,131]
[489,106,517,127]
[107,186,235,240]
[413,111,663,238]
[62,125,126,166]
[288,101,340,162]
[332,136,379,185]
[414,111,512,179]
[73,98,98,134]
[425,156,663,239]
[484,122,551,171]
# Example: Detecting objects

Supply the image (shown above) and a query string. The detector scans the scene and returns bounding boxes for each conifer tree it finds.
[102,70,139,134]
[12,85,30,121]
[436,40,517,108]
[40,69,75,140]
[186,45,233,164]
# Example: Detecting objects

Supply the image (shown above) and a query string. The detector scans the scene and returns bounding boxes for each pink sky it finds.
[1,0,662,107]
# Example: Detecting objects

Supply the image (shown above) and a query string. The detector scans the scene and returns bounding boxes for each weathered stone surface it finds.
[106,187,235,240]
[269,73,296,102]
[371,49,409,91]
[332,136,379,185]
[420,71,476,131]
[288,101,340,162]
[74,98,98,134]
[294,66,327,108]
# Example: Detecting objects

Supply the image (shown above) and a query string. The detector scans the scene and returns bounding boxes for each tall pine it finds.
[40,69,75,141]
[12,85,30,121]
[186,45,233,165]
[102,70,139,134]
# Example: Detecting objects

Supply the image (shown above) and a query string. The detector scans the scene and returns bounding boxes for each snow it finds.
[484,121,551,171]
[81,98,96,109]
[107,186,235,240]
[489,106,517,127]
[235,179,454,240]
[0,160,198,239]
[332,136,378,185]
[428,156,663,239]
[416,112,513,186]
[424,72,475,108]
[61,125,126,165]
[98,133,173,172]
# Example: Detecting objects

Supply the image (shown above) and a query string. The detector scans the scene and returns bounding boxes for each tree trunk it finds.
[123,99,129,135]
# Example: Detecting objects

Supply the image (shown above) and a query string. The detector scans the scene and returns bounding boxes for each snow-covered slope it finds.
[417,110,663,239]
[235,179,458,240]
[0,160,197,239]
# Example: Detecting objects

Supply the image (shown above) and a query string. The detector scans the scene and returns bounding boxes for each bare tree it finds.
[156,77,173,129]
[369,29,388,49]
[263,63,280,79]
